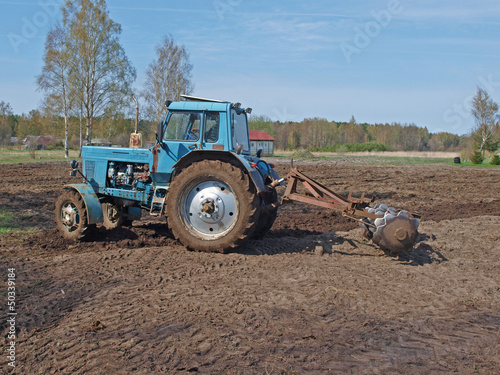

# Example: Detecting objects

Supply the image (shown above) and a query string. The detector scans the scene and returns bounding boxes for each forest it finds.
[0,104,467,153]
[249,115,466,152]
[0,105,154,149]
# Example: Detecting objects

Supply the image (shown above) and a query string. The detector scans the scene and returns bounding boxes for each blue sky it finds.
[1,0,499,135]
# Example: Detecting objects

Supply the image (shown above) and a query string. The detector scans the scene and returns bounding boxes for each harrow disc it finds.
[362,205,420,254]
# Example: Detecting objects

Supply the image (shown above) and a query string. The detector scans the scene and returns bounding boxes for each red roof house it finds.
[249,130,276,141]
[249,130,275,156]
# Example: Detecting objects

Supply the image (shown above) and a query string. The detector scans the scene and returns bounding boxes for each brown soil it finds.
[0,160,499,374]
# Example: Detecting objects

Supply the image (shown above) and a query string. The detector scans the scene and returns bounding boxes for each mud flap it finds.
[64,184,103,224]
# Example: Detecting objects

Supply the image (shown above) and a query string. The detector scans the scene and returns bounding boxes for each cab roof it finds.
[168,100,231,112]
[166,95,251,113]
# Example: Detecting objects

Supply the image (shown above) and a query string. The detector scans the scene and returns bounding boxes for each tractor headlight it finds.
[70,160,79,169]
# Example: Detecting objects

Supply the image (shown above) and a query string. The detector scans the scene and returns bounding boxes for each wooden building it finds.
[249,130,275,156]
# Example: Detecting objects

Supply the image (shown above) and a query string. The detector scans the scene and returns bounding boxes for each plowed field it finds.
[1,159,499,374]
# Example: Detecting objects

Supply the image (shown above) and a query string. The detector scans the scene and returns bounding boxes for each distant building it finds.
[90,138,112,146]
[21,135,40,150]
[21,135,59,150]
[21,135,61,150]
[249,130,275,156]
[37,135,58,149]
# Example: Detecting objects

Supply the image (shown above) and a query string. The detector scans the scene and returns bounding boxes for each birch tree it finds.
[471,87,499,155]
[37,24,72,157]
[142,35,193,124]
[62,0,136,144]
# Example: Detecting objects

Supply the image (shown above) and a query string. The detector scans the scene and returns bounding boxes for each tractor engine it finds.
[106,161,151,190]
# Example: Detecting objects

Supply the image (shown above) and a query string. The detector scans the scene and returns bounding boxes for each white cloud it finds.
[401,6,500,20]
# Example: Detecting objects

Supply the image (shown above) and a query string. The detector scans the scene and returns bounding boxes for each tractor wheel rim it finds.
[61,202,79,232]
[182,180,238,238]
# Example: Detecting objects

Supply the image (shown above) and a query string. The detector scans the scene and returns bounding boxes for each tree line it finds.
[0,104,157,148]
[249,87,499,155]
[0,105,466,153]
[249,116,464,152]
[1,97,496,155]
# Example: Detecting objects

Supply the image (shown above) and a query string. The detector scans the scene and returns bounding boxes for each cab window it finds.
[164,112,201,141]
[204,112,220,143]
[231,110,250,153]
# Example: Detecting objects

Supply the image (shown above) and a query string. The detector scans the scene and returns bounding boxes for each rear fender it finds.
[173,150,267,192]
[64,184,103,224]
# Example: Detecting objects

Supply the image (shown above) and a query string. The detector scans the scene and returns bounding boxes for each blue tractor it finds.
[56,95,421,255]
[55,96,281,253]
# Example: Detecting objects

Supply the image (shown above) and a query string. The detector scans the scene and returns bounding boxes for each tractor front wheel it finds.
[167,160,260,253]
[55,190,91,241]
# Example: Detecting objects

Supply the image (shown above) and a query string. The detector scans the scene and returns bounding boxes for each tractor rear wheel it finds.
[253,188,279,238]
[167,160,260,253]
[55,190,91,241]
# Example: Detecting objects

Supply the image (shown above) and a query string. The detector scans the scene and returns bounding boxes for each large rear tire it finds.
[167,160,260,253]
[253,188,279,238]
[55,190,91,241]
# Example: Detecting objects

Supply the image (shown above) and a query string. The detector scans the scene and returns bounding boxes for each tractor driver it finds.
[204,112,220,143]
[186,116,200,141]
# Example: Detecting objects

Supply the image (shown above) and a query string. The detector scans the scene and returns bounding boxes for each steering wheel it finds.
[186,130,197,140]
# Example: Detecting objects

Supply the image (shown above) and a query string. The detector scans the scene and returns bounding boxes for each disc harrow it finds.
[280,167,421,255]
[361,204,420,254]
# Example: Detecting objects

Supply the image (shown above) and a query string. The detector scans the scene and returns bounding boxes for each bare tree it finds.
[471,86,499,155]
[37,24,73,158]
[62,0,136,144]
[142,35,194,124]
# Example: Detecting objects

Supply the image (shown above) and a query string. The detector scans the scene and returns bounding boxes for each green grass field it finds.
[274,151,500,167]
[0,207,37,236]
[326,155,500,167]
[0,149,81,164]
[0,148,498,168]
[0,207,16,234]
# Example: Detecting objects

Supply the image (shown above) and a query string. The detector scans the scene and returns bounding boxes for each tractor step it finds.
[150,188,167,216]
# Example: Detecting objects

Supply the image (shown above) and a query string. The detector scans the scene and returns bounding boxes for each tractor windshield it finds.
[231,109,250,153]
[164,112,201,141]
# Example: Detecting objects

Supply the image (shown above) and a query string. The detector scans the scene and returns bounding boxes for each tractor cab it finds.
[159,95,253,155]
[153,95,275,189]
